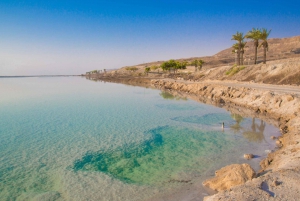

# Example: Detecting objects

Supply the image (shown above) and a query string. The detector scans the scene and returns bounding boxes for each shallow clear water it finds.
[0,77,280,201]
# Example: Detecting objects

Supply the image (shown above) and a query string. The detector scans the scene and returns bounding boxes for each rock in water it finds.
[202,164,256,191]
[276,140,282,147]
[244,153,254,160]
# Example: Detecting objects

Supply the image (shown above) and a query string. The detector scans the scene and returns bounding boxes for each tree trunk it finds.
[254,47,257,64]
[254,41,258,64]
[237,50,240,66]
[237,42,241,66]
[240,50,244,65]
[263,46,267,64]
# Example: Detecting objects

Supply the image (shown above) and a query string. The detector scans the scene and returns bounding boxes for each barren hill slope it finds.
[88,35,300,85]
[133,35,300,68]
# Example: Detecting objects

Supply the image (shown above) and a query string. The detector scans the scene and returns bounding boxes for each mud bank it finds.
[151,79,300,200]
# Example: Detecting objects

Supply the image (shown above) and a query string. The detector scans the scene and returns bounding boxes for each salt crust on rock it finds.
[202,164,256,192]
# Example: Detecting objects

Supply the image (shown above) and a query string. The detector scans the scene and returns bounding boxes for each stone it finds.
[283,94,294,102]
[260,158,270,169]
[276,140,282,147]
[265,150,272,154]
[202,164,256,191]
[244,154,254,160]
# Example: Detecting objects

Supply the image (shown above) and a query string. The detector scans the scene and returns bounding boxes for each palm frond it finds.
[232,31,244,41]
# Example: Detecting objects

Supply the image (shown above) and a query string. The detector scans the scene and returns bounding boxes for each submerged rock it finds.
[270,136,277,140]
[202,164,256,191]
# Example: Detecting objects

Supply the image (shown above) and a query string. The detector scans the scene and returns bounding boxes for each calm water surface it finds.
[0,77,280,201]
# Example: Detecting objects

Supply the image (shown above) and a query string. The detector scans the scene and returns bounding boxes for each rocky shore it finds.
[151,79,300,200]
[89,73,300,200]
[85,56,300,200]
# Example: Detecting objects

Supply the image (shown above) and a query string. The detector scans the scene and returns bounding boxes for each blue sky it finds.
[1,0,299,75]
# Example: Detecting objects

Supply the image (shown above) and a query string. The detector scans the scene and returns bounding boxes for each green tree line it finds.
[143,59,205,74]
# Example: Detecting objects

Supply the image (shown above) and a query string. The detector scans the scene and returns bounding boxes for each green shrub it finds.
[126,67,138,72]
[226,65,245,76]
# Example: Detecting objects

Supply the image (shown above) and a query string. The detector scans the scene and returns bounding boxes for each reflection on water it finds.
[171,113,268,143]
[171,113,234,126]
[230,114,266,142]
[243,118,266,142]
[230,114,244,133]
[159,91,187,101]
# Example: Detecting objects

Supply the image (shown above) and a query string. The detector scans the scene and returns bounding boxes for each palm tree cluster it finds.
[232,28,271,65]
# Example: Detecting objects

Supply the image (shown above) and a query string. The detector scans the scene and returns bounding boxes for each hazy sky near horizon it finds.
[1,0,299,75]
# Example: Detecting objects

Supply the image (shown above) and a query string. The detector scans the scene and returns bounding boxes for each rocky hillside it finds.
[133,35,300,69]
[196,57,300,85]
[87,35,300,85]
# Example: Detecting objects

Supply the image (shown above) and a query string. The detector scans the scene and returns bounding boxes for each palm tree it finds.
[240,41,247,65]
[245,28,261,65]
[259,28,271,64]
[232,42,247,65]
[232,32,244,66]
[232,43,239,65]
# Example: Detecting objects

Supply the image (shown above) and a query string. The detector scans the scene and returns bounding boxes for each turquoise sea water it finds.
[0,77,280,201]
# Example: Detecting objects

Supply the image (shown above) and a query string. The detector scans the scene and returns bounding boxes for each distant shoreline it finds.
[0,75,80,78]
